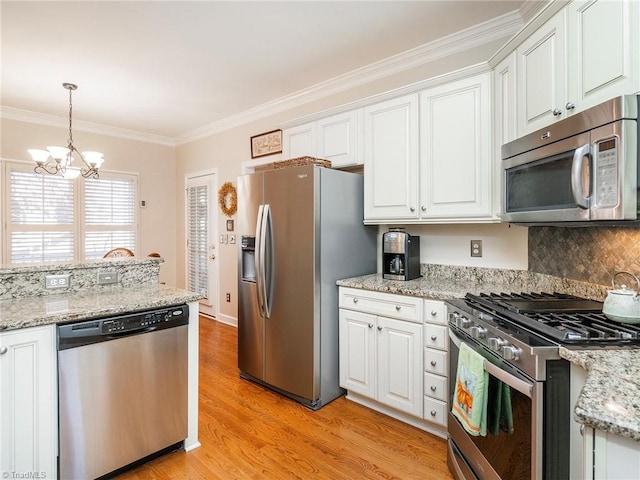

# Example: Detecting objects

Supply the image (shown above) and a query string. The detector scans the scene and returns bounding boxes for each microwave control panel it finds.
[594,137,618,208]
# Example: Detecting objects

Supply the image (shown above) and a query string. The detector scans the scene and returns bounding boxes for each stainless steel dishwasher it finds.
[57,304,189,479]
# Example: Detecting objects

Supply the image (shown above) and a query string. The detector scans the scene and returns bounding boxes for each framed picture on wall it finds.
[250,129,283,158]
[226,219,234,232]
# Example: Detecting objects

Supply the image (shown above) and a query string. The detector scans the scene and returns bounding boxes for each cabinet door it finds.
[494,53,518,149]
[566,0,640,113]
[419,73,492,219]
[317,110,363,168]
[283,122,316,159]
[0,326,57,479]
[376,316,422,417]
[339,309,376,398]
[363,95,419,222]
[517,11,566,135]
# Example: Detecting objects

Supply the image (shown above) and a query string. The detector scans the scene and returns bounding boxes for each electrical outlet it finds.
[97,271,118,285]
[470,240,483,257]
[226,292,231,302]
[45,274,71,289]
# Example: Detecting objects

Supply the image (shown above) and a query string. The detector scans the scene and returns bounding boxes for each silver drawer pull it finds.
[430,410,437,417]
[377,326,383,331]
[430,385,437,392]
[431,310,437,316]
[430,360,437,367]
[368,323,373,329]
[395,305,401,311]
[353,298,358,303]
[0,346,7,355]
[431,335,438,341]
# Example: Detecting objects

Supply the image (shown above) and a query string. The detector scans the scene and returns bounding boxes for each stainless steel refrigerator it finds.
[237,164,376,409]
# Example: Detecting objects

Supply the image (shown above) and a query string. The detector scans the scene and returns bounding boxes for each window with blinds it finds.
[84,176,137,259]
[9,170,75,263]
[187,184,209,298]
[5,163,138,263]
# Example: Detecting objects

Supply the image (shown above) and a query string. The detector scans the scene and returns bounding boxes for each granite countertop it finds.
[0,284,203,331]
[560,347,640,441]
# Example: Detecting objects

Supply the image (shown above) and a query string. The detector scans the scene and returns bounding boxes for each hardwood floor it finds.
[116,317,453,479]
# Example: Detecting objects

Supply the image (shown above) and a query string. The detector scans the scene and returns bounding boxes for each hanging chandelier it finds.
[28,82,104,179]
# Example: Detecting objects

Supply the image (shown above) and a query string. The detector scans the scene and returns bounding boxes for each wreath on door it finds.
[218,182,237,217]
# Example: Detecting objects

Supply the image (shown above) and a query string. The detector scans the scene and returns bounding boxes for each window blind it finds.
[187,184,209,297]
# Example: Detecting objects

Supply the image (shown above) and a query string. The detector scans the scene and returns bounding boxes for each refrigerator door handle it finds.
[262,204,273,318]
[255,204,265,316]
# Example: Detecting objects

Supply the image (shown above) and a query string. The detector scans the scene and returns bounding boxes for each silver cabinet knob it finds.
[353,298,358,303]
[209,254,216,260]
[430,310,437,316]
[430,410,437,417]
[421,206,426,212]
[0,346,7,355]
[430,385,437,392]
[368,323,373,329]
[552,108,563,116]
[430,335,438,341]
[430,360,437,367]
[395,305,401,311]
[566,102,575,111]
[377,326,383,331]
[410,207,415,212]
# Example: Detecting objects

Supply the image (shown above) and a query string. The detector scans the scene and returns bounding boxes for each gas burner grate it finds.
[465,291,640,345]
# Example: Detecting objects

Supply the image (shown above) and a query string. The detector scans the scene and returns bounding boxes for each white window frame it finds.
[2,159,139,264]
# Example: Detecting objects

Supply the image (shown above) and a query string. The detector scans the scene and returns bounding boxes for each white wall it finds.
[0,118,178,285]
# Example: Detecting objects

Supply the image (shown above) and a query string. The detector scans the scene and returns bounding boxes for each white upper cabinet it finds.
[516,11,566,136]
[282,122,316,159]
[419,73,493,220]
[494,52,518,149]
[566,0,640,113]
[317,110,363,168]
[516,0,640,137]
[282,110,363,168]
[363,94,419,221]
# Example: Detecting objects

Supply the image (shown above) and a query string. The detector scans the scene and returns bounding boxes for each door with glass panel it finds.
[186,172,218,317]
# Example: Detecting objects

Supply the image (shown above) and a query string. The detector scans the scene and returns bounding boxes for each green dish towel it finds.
[487,376,514,436]
[452,342,488,436]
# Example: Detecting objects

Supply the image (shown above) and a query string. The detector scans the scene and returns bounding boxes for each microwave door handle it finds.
[571,144,591,209]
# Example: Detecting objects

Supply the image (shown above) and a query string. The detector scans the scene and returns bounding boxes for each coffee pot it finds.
[602,271,640,324]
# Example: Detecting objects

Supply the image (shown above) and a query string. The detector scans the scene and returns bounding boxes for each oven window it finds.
[450,339,532,480]
[506,152,576,212]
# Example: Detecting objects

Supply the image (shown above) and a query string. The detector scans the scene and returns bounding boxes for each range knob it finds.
[488,337,507,352]
[470,326,487,339]
[502,345,523,361]
[451,312,472,329]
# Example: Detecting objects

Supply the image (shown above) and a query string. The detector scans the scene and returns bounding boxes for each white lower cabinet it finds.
[0,325,57,479]
[339,287,422,418]
[423,300,448,430]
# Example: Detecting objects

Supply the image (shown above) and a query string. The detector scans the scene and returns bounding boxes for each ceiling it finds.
[1,1,527,142]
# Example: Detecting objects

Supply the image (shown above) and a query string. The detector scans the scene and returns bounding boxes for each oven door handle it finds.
[482,359,533,399]
[450,329,533,398]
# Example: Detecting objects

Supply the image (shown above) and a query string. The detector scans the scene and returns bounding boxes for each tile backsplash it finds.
[529,226,640,287]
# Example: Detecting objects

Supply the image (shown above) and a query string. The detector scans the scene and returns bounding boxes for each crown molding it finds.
[174,9,524,146]
[0,106,175,147]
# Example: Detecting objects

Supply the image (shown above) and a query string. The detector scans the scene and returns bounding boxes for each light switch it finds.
[229,234,236,244]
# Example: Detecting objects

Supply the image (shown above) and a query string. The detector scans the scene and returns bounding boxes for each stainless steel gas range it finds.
[445,292,640,480]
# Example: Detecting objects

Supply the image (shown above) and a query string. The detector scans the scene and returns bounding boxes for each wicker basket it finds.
[271,156,332,170]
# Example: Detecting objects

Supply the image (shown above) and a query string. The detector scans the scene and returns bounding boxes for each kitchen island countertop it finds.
[560,347,640,442]
[0,284,203,331]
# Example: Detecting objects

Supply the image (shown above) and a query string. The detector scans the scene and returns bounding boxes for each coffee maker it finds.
[382,229,420,281]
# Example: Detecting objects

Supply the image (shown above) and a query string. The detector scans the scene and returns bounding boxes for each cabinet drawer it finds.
[424,324,448,350]
[339,287,423,324]
[424,372,447,402]
[424,300,446,325]
[424,348,448,376]
[424,397,447,427]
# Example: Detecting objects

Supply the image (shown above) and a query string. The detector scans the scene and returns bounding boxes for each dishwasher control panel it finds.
[57,304,189,350]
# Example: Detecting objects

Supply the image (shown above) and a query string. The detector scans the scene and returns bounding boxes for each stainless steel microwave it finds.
[501,95,639,224]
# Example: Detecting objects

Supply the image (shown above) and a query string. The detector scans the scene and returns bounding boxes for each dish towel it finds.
[487,376,514,436]
[452,342,488,436]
